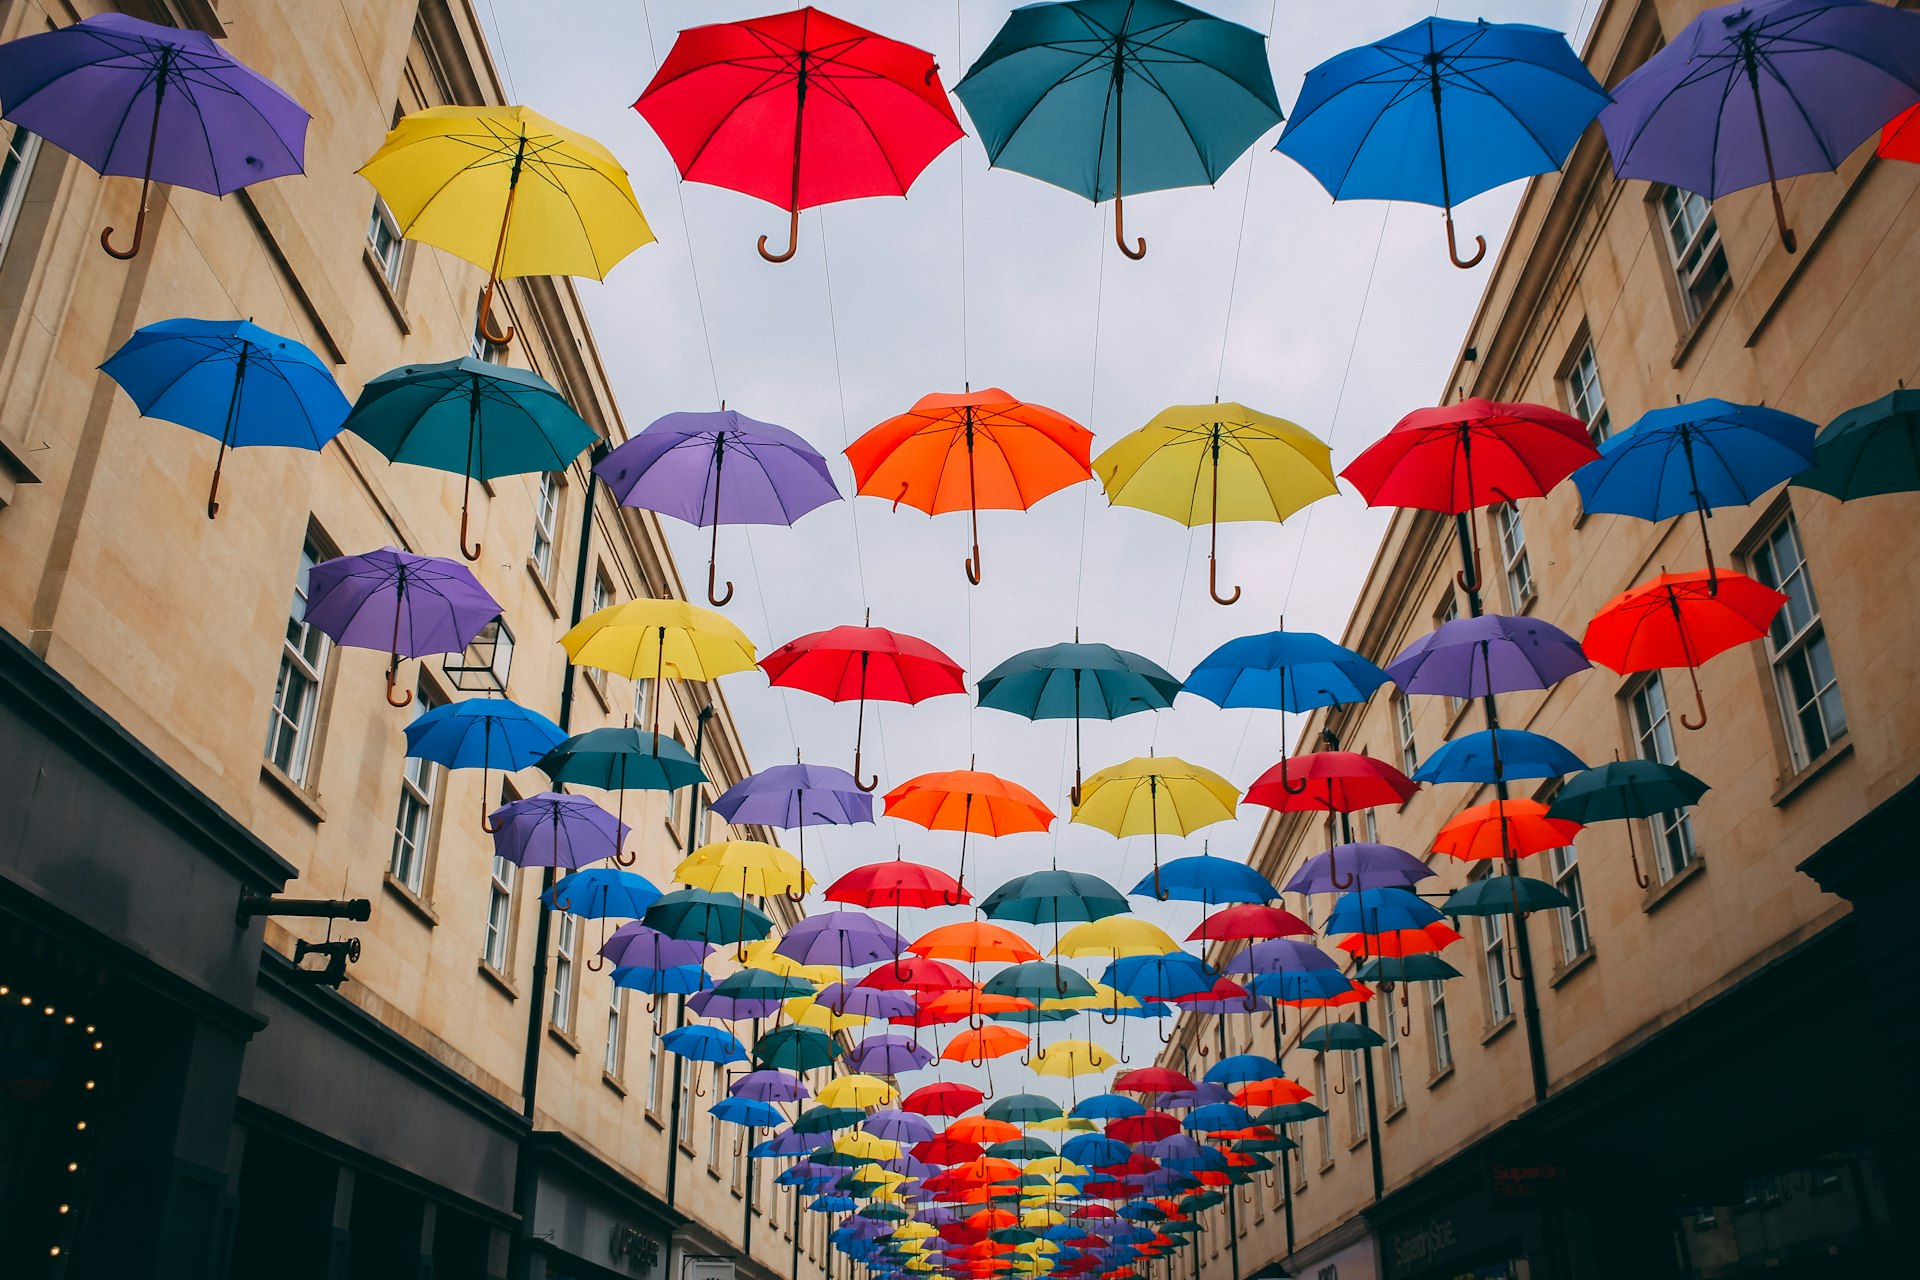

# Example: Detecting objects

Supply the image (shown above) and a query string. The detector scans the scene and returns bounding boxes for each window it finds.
[1360,807,1379,845]
[1429,981,1453,1073]
[389,678,444,894]
[1395,695,1418,776]
[1347,1048,1367,1141]
[551,913,579,1034]
[266,538,331,785]
[679,1068,695,1144]
[645,1022,664,1114]
[604,988,626,1078]
[1380,1000,1405,1111]
[1750,511,1846,769]
[1436,593,1462,721]
[483,852,516,973]
[0,125,41,268]
[368,195,404,287]
[1659,187,1729,323]
[592,567,613,616]
[1565,339,1611,443]
[1312,1056,1331,1167]
[708,1110,723,1173]
[1480,907,1513,1024]
[1547,844,1589,963]
[531,472,561,581]
[1630,675,1698,882]
[1494,502,1534,610]
[469,324,510,364]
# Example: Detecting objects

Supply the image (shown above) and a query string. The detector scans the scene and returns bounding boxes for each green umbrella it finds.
[980,870,1130,926]
[983,963,1097,1003]
[986,1137,1059,1162]
[1548,759,1709,889]
[714,967,818,1000]
[793,1106,867,1134]
[539,728,705,863]
[990,1229,1042,1246]
[754,1025,841,1072]
[645,889,773,957]
[342,357,597,560]
[1254,1102,1325,1126]
[991,1006,1077,1025]
[1794,387,1920,501]
[859,1204,909,1222]
[1442,876,1571,917]
[1300,1023,1383,1052]
[984,1092,1067,1124]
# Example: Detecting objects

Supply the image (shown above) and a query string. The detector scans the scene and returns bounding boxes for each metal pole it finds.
[1331,790,1386,1204]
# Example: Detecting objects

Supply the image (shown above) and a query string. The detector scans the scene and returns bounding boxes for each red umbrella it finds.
[1187,904,1311,942]
[1113,1067,1193,1094]
[913,1136,985,1165]
[1243,750,1418,814]
[824,856,970,907]
[902,1081,987,1116]
[1583,569,1787,730]
[860,956,971,994]
[1340,398,1598,592]
[761,614,965,789]
[634,7,962,262]
[1880,103,1920,162]
[1107,1111,1179,1143]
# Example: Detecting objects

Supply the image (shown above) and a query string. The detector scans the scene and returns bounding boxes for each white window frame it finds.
[1380,999,1405,1111]
[389,679,443,895]
[708,1109,724,1174]
[1429,981,1453,1074]
[1312,1056,1331,1168]
[1630,674,1698,883]
[1564,339,1611,444]
[604,987,626,1078]
[265,539,331,785]
[1480,907,1513,1024]
[368,195,405,288]
[551,913,579,1034]
[679,1068,695,1144]
[665,734,685,830]
[1347,1047,1367,1141]
[0,126,41,268]
[483,852,516,973]
[1395,695,1418,776]
[645,1021,665,1115]
[531,472,560,582]
[1547,844,1589,963]
[1436,593,1462,721]
[1493,501,1534,611]
[1659,187,1728,323]
[1750,511,1846,770]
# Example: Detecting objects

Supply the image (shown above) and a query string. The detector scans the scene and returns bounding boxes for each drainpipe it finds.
[1325,728,1386,1206]
[665,703,718,1214]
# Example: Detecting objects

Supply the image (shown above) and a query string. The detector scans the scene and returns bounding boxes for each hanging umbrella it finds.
[1442,877,1572,917]
[734,1069,812,1103]
[342,358,596,561]
[542,868,663,918]
[1582,570,1788,729]
[713,1097,786,1129]
[813,983,915,1021]
[99,319,348,518]
[596,408,842,605]
[866,1110,938,1145]
[861,958,972,996]
[1283,845,1434,896]
[978,638,1179,803]
[778,911,909,969]
[537,727,705,862]
[885,769,1055,892]
[1032,1042,1117,1078]
[1243,752,1417,829]
[612,964,712,1000]
[847,389,1093,585]
[561,598,757,748]
[756,1025,843,1073]
[405,698,566,832]
[1432,800,1581,861]
[645,888,775,949]
[1054,919,1182,960]
[955,0,1283,259]
[943,1025,1030,1066]
[1599,0,1920,253]
[982,963,1097,1004]
[1386,613,1591,699]
[844,1036,936,1077]
[1573,399,1816,592]
[714,761,874,902]
[635,7,961,262]
[1186,905,1311,945]
[0,12,308,259]
[911,923,1044,966]
[676,839,812,899]
[1547,759,1709,890]
[713,968,819,1003]
[358,105,652,342]
[1794,387,1920,500]
[763,620,966,790]
[1094,404,1336,605]
[1129,853,1276,907]
[817,1074,900,1110]
[1072,758,1239,899]
[1180,630,1389,780]
[903,1083,987,1117]
[1276,17,1606,268]
[981,871,1130,927]
[1414,728,1585,787]
[664,1024,748,1063]
[489,792,629,870]
[304,548,501,708]
[827,859,970,909]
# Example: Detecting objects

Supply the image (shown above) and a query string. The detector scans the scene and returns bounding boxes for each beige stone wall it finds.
[0,1,804,1271]
[1179,0,1920,1271]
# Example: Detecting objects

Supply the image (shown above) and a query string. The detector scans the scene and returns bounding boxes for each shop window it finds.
[1564,338,1611,444]
[551,913,579,1035]
[389,678,445,896]
[0,125,41,269]
[531,472,561,582]
[368,195,405,288]
[1629,674,1698,882]
[266,536,333,786]
[1494,502,1534,610]
[1659,187,1729,324]
[1749,510,1846,769]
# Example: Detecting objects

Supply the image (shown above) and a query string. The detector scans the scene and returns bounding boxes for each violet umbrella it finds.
[732,1069,810,1102]
[775,911,908,969]
[688,987,784,1023]
[487,791,629,869]
[1599,0,1920,254]
[0,13,310,259]
[1386,613,1590,699]
[599,921,714,971]
[813,983,916,1021]
[845,1033,936,1076]
[711,761,874,902]
[1284,844,1435,895]
[596,409,842,606]
[304,548,502,708]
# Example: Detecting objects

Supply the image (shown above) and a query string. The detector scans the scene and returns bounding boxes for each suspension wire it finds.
[481,0,519,100]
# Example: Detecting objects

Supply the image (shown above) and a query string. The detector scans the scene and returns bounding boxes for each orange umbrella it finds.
[1335,922,1463,958]
[923,988,1037,1027]
[967,1208,1020,1230]
[946,1116,1021,1145]
[911,921,1044,965]
[1232,1078,1314,1107]
[1433,798,1581,860]
[886,768,1055,891]
[941,1025,1030,1066]
[846,388,1093,584]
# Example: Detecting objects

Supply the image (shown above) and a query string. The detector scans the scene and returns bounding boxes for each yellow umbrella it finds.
[1054,918,1182,959]
[1029,1040,1117,1077]
[895,1223,938,1240]
[833,1132,899,1162]
[1030,1116,1097,1134]
[850,1165,909,1188]
[904,1261,938,1272]
[676,840,812,898]
[359,105,653,344]
[1094,403,1335,606]
[1020,1207,1070,1227]
[561,598,756,748]
[783,999,870,1035]
[737,938,838,986]
[817,1073,897,1108]
[1072,756,1239,899]
[1022,1162,1086,1184]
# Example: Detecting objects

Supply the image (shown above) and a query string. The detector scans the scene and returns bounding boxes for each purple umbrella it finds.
[882,1156,938,1179]
[1599,0,1920,253]
[600,921,714,970]
[775,911,906,968]
[0,13,309,260]
[712,761,874,902]
[1284,843,1435,895]
[596,409,842,606]
[305,548,502,707]
[688,988,782,1022]
[489,791,629,870]
[1385,613,1588,700]
[843,1033,934,1076]
[731,1068,810,1102]
[863,1109,936,1144]
[764,1127,827,1157]
[814,982,915,1021]
[1225,938,1341,976]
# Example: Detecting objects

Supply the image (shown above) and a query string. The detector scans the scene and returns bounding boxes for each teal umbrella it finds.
[986,1137,1058,1162]
[793,1107,867,1134]
[1548,759,1709,890]
[1254,1102,1325,1127]
[1795,388,1920,500]
[538,727,704,862]
[976,637,1180,802]
[983,1092,1067,1124]
[1300,1022,1382,1052]
[754,1026,842,1072]
[1441,876,1571,917]
[342,356,598,560]
[954,0,1283,260]
[644,888,773,957]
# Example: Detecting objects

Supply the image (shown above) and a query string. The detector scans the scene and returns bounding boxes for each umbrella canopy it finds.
[1351,955,1462,985]
[846,389,1093,585]
[1187,905,1312,942]
[489,792,629,870]
[1102,954,1214,1003]
[1276,16,1606,267]
[562,598,757,746]
[645,888,775,946]
[1244,751,1417,815]
[595,408,842,605]
[734,1069,811,1103]
[1387,613,1591,700]
[954,0,1283,258]
[1299,1023,1384,1053]
[1342,398,1598,515]
[886,770,1056,892]
[1181,629,1389,713]
[1549,760,1709,824]
[712,1096,785,1129]
[813,983,914,1021]
[407,698,566,832]
[1583,570,1788,729]
[1432,800,1582,861]
[911,923,1044,966]
[598,922,713,972]
[542,868,663,919]
[1031,1041,1118,1078]
[904,1083,987,1117]
[1598,0,1920,252]
[99,319,348,517]
[1054,919,1183,959]
[827,859,970,910]
[305,549,501,707]
[943,1025,1030,1065]
[978,640,1180,801]
[0,12,308,258]
[1130,854,1277,906]
[1073,758,1240,899]
[635,6,961,261]
[1284,845,1434,896]
[844,1037,935,1077]
[1094,404,1336,605]
[536,729,705,841]
[1413,729,1585,786]
[1794,387,1920,501]
[342,358,596,561]
[663,1025,747,1063]
[818,1074,900,1109]
[763,623,966,790]
[980,871,1130,926]
[676,840,812,899]
[715,762,874,898]
[778,911,909,968]
[982,963,1096,1003]
[359,105,651,342]
[756,1026,843,1072]
[1442,876,1572,917]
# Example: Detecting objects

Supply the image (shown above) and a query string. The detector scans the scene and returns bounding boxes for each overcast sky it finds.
[494,0,1596,1087]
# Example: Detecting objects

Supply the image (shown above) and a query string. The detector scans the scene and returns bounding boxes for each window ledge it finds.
[1346,1131,1369,1153]
[602,1071,627,1098]
[1480,1012,1517,1046]
[1770,737,1853,808]
[362,245,411,334]
[1548,947,1596,989]
[1670,276,1731,369]
[1381,1101,1407,1124]
[479,959,519,999]
[679,1142,697,1158]
[644,1111,665,1131]
[1317,1158,1334,1175]
[261,760,326,825]
[547,1023,581,1055]
[526,558,562,620]
[1427,1063,1455,1090]
[1642,856,1707,915]
[382,871,438,926]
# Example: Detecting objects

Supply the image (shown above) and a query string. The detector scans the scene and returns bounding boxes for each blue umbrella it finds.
[1326,887,1442,934]
[1181,629,1388,712]
[1070,1094,1144,1121]
[1246,969,1354,1003]
[1102,952,1214,1003]
[542,868,662,918]
[663,1024,747,1063]
[1130,852,1278,905]
[403,697,566,832]
[1413,728,1585,786]
[1183,1103,1254,1134]
[611,963,711,997]
[712,1096,785,1128]
[1062,1133,1131,1166]
[1573,397,1817,591]
[99,318,349,517]
[1276,16,1607,267]
[1201,1053,1283,1086]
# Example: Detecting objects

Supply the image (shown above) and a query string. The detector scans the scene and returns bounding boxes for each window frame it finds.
[551,912,580,1035]
[645,1015,665,1117]
[388,677,447,898]
[265,536,335,789]
[1546,843,1590,964]
[1394,694,1418,777]
[1493,501,1534,611]
[1657,186,1729,325]
[483,850,517,975]
[1479,896,1513,1025]
[1563,337,1611,444]
[367,194,406,289]
[1429,980,1453,1075]
[531,471,561,583]
[1748,509,1846,771]
[604,986,627,1079]
[0,125,42,269]
[1380,999,1405,1111]
[1628,673,1698,883]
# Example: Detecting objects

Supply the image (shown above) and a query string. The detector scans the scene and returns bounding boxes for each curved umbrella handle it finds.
[459,478,482,562]
[615,847,637,868]
[385,661,414,708]
[1156,1020,1175,1046]
[1680,664,1708,732]
[759,207,801,264]
[1330,1051,1346,1095]
[477,269,517,345]
[101,201,151,260]
[646,992,661,1017]
[1454,541,1482,594]
[1328,846,1355,891]
[694,1063,709,1099]
[1114,192,1146,261]
[1443,210,1485,270]
[1276,751,1309,797]
[1624,814,1651,891]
